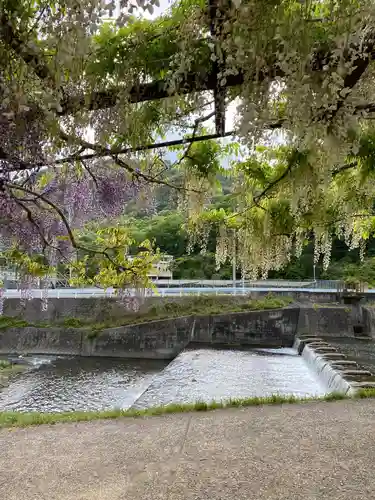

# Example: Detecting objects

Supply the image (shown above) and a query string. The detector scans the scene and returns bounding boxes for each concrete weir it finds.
[1,302,375,365]
[293,337,375,395]
[0,307,299,359]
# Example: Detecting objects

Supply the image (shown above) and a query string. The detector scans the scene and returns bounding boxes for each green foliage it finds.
[70,226,158,290]
[5,0,375,285]
[0,249,54,279]
[356,388,375,399]
[89,0,209,83]
[0,360,11,370]
[86,329,101,341]
[173,254,232,279]
[0,316,29,330]
[127,212,188,257]
[323,256,375,286]
[61,318,84,328]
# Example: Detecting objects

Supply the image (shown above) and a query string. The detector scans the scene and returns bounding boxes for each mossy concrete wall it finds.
[363,306,375,338]
[193,308,298,346]
[0,292,350,323]
[0,327,83,356]
[3,292,375,324]
[0,305,372,359]
[3,297,132,323]
[0,308,299,359]
[82,316,196,359]
[297,305,364,338]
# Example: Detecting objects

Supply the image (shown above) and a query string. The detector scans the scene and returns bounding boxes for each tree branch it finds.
[5,182,143,275]
[10,195,66,259]
[0,12,54,85]
[227,155,297,221]
[38,131,233,169]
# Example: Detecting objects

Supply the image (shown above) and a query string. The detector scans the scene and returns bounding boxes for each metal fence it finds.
[0,277,344,290]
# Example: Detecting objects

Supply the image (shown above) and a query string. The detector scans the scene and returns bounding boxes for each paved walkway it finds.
[1,399,375,500]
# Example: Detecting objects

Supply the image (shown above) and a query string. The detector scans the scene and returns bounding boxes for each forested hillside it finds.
[122,168,375,284]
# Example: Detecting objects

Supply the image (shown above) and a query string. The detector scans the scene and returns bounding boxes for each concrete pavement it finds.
[1,399,375,499]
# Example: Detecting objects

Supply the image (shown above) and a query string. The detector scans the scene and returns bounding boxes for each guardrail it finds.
[1,278,364,295]
[4,278,343,289]
[3,285,367,299]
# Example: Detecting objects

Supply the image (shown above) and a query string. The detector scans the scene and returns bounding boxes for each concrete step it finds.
[298,334,320,339]
[303,341,330,346]
[330,361,359,370]
[339,370,372,377]
[350,381,375,389]
[311,347,338,353]
[345,374,375,382]
[294,337,325,354]
[320,353,347,359]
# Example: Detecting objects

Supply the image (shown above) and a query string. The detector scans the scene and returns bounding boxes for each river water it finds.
[0,346,327,413]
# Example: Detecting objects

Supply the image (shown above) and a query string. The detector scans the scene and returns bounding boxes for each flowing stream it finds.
[0,346,327,413]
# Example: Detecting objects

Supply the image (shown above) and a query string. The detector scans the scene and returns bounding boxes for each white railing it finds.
[2,284,360,299]
[0,277,344,290]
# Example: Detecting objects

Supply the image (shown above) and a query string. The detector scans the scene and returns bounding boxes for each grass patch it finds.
[0,316,30,330]
[0,391,359,429]
[0,359,11,369]
[355,388,375,398]
[0,359,28,388]
[60,317,85,328]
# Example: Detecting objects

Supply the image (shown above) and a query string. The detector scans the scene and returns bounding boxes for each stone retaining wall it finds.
[0,327,83,356]
[193,308,298,346]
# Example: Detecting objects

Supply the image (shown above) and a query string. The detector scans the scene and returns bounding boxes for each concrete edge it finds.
[295,336,375,395]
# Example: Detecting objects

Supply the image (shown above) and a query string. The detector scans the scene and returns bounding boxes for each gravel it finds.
[1,399,375,499]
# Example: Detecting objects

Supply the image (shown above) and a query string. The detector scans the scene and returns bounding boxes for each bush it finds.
[0,359,11,370]
[0,316,29,330]
[61,317,84,328]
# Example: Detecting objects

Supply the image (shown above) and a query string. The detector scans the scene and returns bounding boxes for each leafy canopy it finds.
[1,0,375,286]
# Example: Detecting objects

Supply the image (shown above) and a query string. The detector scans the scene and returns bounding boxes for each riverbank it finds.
[1,389,374,429]
[2,398,375,499]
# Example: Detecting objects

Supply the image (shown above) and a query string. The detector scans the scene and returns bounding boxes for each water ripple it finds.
[0,347,327,413]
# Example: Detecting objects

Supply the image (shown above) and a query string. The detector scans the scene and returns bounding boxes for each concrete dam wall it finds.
[0,304,373,360]
[0,308,299,359]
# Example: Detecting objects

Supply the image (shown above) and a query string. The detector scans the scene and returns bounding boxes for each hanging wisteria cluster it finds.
[169,0,375,277]
[2,0,375,292]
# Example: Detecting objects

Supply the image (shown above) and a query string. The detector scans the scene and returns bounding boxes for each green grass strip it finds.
[2,390,371,429]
